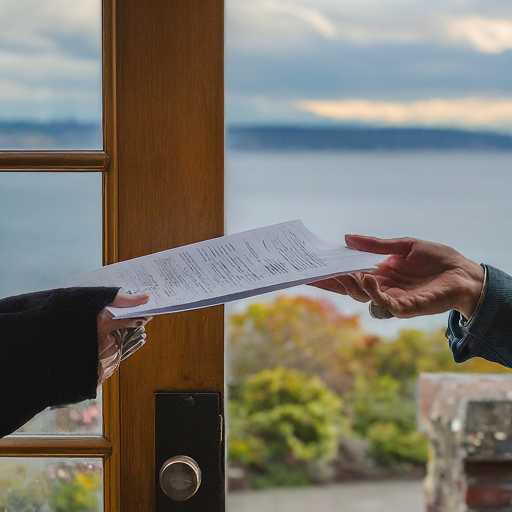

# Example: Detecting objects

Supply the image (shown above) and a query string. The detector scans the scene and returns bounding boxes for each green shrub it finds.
[227,296,512,482]
[0,462,51,511]
[228,367,346,487]
[251,463,309,489]
[52,472,101,512]
[351,376,415,434]
[351,376,427,465]
[0,460,101,512]
[366,422,428,465]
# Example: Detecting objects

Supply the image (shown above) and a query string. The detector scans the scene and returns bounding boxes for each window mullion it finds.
[0,151,109,172]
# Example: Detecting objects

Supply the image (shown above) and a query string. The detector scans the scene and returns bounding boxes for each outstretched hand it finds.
[97,292,152,383]
[310,235,485,319]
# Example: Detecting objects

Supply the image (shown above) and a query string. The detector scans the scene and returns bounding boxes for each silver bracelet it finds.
[459,264,488,328]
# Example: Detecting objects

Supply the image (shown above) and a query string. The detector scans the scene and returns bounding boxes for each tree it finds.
[228,296,378,395]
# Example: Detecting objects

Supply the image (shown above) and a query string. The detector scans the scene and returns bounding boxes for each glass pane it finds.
[226,0,512,509]
[0,0,102,149]
[0,172,103,435]
[0,172,102,297]
[14,392,102,436]
[0,458,102,511]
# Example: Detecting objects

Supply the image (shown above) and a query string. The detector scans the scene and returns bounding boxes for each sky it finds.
[226,0,512,131]
[0,0,101,122]
[0,0,511,131]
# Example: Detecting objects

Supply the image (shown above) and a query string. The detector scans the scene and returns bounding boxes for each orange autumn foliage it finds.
[228,296,379,395]
[228,295,511,398]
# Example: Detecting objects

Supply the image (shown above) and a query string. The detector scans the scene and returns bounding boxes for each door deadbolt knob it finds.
[159,455,202,501]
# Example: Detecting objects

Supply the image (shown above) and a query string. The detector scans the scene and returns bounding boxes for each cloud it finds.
[298,97,512,131]
[227,0,512,54]
[0,0,101,120]
[0,0,100,57]
[446,17,512,54]
[266,2,337,39]
[226,35,512,125]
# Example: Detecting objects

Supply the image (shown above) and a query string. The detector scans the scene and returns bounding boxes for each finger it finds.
[337,274,371,303]
[98,350,122,385]
[99,317,152,345]
[99,335,119,358]
[109,292,150,308]
[361,275,406,317]
[345,234,414,256]
[308,277,348,295]
[111,316,153,330]
[98,329,119,356]
[366,269,407,290]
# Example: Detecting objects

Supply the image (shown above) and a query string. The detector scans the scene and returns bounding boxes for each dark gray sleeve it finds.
[446,265,512,368]
[0,287,119,438]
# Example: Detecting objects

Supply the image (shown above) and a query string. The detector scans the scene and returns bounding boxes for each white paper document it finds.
[66,220,385,319]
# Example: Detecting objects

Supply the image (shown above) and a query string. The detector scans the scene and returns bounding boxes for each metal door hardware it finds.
[155,393,224,511]
[159,455,202,501]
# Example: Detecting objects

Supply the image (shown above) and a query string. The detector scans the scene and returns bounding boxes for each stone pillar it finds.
[419,373,512,512]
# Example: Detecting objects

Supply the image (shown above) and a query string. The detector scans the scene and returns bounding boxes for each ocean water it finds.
[0,172,103,298]
[1,151,511,336]
[226,150,512,335]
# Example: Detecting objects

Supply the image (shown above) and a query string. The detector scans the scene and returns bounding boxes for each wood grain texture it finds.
[0,437,112,457]
[113,0,225,509]
[102,0,121,510]
[0,151,109,171]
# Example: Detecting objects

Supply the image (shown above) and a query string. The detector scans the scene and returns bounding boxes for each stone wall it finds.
[419,373,512,512]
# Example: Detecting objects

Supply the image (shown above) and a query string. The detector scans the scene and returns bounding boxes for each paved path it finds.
[227,480,424,512]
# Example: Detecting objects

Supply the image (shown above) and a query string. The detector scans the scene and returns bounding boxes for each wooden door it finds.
[105,0,224,509]
[0,0,225,510]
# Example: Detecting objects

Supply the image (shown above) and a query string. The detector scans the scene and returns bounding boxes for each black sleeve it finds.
[446,265,512,368]
[0,286,119,438]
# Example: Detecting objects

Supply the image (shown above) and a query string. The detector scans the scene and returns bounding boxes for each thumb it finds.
[109,292,150,309]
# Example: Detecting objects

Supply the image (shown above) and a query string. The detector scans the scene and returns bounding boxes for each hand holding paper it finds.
[66,221,386,319]
[310,234,485,320]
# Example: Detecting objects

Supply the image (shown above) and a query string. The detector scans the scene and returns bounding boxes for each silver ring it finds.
[120,326,147,361]
[113,326,147,361]
[369,301,394,320]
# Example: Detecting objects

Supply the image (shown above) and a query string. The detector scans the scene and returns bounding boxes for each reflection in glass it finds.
[0,458,102,511]
[0,0,102,149]
[0,172,103,434]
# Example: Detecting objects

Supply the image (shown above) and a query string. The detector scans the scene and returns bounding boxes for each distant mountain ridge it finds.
[0,121,102,150]
[228,126,512,151]
[1,122,511,151]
